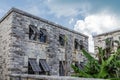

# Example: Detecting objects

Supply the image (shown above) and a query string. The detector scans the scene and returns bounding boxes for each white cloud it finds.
[74,12,120,53]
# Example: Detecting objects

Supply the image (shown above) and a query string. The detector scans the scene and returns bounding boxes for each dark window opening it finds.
[29,25,47,43]
[59,34,65,46]
[59,61,65,76]
[106,37,114,48]
[80,40,84,50]
[74,39,79,49]
[80,45,84,50]
[39,59,50,75]
[29,25,39,40]
[39,29,47,43]
[28,58,42,74]
[75,62,84,70]
[119,36,120,40]
[28,61,34,74]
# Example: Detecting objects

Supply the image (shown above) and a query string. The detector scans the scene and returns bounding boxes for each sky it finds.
[0,0,120,52]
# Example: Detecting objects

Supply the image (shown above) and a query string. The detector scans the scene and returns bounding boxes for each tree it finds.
[71,39,120,79]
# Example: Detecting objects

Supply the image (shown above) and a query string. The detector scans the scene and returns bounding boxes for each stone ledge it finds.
[9,74,105,80]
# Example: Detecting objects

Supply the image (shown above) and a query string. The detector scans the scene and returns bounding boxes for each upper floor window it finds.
[59,34,65,46]
[39,28,47,43]
[106,37,114,48]
[29,25,47,43]
[74,39,84,50]
[74,39,79,49]
[80,40,84,50]
[119,36,120,40]
[29,25,38,40]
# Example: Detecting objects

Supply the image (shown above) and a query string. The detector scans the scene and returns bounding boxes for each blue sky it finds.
[0,0,120,52]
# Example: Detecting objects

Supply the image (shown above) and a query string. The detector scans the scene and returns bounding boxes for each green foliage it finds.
[72,39,120,79]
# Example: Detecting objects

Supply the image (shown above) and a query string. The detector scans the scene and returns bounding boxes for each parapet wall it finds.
[9,74,105,80]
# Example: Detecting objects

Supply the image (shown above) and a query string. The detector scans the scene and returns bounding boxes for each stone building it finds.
[94,30,120,53]
[0,8,88,80]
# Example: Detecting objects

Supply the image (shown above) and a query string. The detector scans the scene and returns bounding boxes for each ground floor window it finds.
[75,62,84,70]
[28,58,41,74]
[59,61,65,76]
[39,59,50,75]
[28,58,50,75]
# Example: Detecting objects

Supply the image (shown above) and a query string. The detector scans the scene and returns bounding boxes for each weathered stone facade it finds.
[0,8,88,80]
[94,30,120,53]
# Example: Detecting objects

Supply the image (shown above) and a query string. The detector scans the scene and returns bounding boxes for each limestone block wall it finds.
[0,8,88,80]
[10,10,88,76]
[0,13,13,80]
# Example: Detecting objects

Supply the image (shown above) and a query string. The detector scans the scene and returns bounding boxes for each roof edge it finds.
[0,7,88,38]
[93,29,120,37]
[0,7,15,23]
